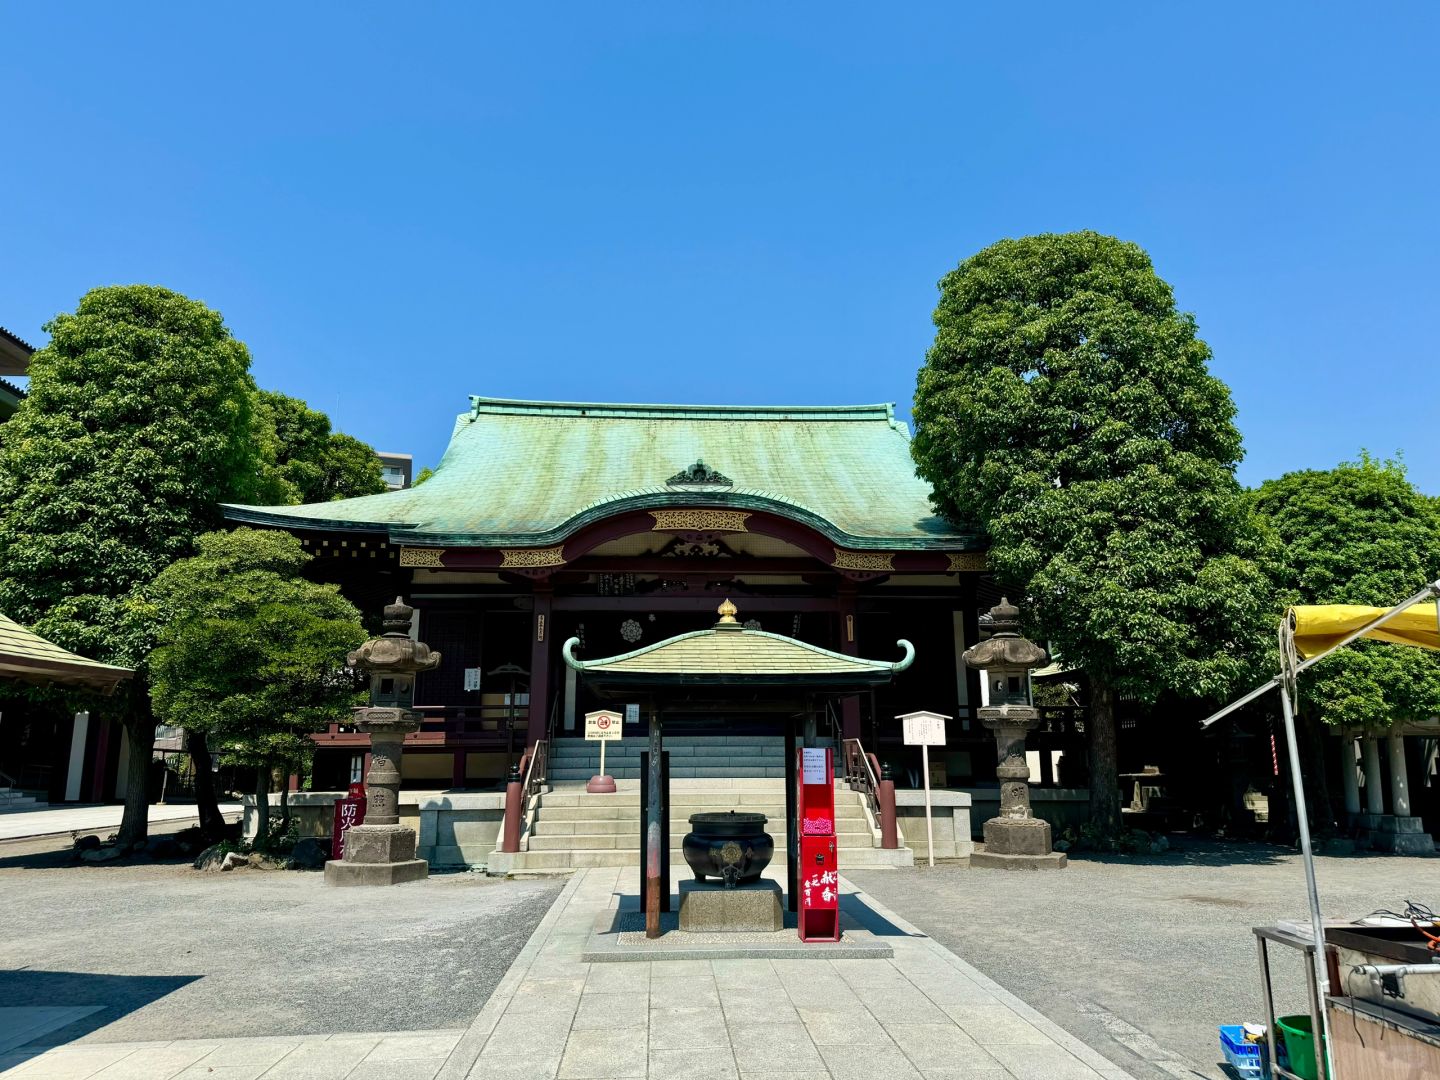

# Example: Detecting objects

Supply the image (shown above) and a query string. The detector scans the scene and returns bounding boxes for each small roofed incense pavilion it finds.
[222,396,1004,801]
[563,597,913,932]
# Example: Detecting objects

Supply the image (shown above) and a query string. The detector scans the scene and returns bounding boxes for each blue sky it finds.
[3,4,1436,491]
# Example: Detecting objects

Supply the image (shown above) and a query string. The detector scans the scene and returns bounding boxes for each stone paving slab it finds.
[581,901,894,961]
[0,802,243,842]
[437,867,1137,1079]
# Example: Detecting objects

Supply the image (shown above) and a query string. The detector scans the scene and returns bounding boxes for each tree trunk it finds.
[253,766,271,848]
[187,730,226,840]
[116,714,155,849]
[1088,681,1121,830]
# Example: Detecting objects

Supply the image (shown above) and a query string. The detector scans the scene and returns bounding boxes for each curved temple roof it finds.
[223,396,977,551]
[0,612,133,692]
[563,619,914,689]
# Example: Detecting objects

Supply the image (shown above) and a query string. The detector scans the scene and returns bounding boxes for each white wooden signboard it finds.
[897,710,951,866]
[585,711,623,740]
[463,667,482,692]
[584,710,623,782]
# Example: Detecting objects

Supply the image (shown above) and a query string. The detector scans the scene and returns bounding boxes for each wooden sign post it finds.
[584,709,623,793]
[898,710,950,866]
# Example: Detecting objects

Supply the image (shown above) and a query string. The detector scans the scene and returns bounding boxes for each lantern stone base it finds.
[678,880,784,932]
[323,824,429,887]
[970,842,1068,870]
[968,816,1066,869]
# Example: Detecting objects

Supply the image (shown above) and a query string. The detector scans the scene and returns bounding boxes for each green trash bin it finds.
[1276,1014,1325,1080]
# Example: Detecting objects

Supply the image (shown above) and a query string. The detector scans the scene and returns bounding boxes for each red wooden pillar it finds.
[837,587,862,742]
[527,585,553,747]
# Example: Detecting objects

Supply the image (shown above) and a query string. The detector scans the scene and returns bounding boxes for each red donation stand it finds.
[332,783,367,861]
[796,746,839,942]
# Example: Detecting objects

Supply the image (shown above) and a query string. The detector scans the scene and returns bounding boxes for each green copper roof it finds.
[563,623,914,688]
[224,396,975,550]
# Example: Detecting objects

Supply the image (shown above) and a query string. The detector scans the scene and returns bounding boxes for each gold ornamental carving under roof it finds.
[948,552,988,572]
[831,548,894,572]
[398,547,447,568]
[499,545,567,569]
[649,509,751,533]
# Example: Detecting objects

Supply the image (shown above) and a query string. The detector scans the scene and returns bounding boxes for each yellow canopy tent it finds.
[1290,603,1440,658]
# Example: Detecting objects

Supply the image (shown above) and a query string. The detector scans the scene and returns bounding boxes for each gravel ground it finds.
[849,840,1440,1080]
[0,831,562,1045]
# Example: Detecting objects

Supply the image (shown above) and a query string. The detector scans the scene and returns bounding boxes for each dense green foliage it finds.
[912,232,1275,825]
[0,287,267,841]
[143,529,366,841]
[253,389,385,504]
[413,465,435,486]
[1252,455,1440,730]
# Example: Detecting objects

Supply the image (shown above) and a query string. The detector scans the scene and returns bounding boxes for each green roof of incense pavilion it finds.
[563,604,914,688]
[223,396,976,551]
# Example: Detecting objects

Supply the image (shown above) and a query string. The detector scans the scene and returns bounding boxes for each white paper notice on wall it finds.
[463,668,481,692]
[802,747,829,786]
[624,703,640,724]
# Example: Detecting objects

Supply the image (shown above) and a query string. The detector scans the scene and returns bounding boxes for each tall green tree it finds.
[912,231,1275,827]
[1252,455,1440,733]
[143,528,366,846]
[253,389,385,504]
[0,286,265,845]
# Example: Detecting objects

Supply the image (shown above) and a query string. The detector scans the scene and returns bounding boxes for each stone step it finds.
[549,766,787,780]
[530,809,868,831]
[501,846,911,871]
[550,742,792,758]
[526,828,875,850]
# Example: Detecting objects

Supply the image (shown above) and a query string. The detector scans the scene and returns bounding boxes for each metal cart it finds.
[1254,925,1329,1080]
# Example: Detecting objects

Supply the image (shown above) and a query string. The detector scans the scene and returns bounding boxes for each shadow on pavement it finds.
[0,970,200,1048]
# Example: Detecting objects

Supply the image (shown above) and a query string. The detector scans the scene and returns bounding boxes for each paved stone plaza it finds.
[2,867,1128,1080]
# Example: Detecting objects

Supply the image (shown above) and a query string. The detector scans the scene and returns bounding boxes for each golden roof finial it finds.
[717,598,739,625]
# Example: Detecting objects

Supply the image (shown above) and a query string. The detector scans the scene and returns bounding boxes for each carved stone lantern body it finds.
[324,598,442,886]
[962,598,1064,865]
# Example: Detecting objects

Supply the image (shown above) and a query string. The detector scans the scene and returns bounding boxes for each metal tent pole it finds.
[1277,679,1335,1080]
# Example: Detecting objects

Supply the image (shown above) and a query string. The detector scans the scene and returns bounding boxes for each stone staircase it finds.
[548,734,793,781]
[492,776,913,873]
[0,792,45,811]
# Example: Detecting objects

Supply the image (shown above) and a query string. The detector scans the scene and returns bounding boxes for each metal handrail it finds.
[0,768,14,789]
[842,738,879,806]
[520,739,548,800]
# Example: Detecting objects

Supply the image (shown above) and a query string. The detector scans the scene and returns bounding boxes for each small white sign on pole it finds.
[585,710,623,783]
[898,710,951,867]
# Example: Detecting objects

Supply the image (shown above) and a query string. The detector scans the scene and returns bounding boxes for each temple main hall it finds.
[225,395,1030,864]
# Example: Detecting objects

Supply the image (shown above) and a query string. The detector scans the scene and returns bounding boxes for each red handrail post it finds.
[501,761,524,854]
[877,775,899,850]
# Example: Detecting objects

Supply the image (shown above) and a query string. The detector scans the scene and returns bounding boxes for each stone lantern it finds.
[962,597,1065,869]
[325,598,442,886]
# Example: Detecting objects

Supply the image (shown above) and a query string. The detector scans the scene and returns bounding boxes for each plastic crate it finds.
[1219,1025,1268,1079]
